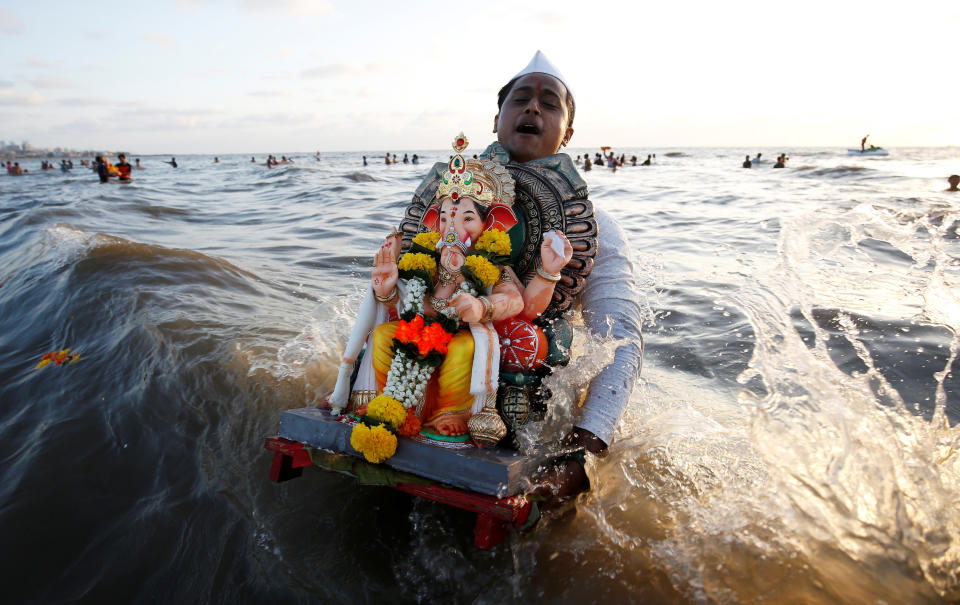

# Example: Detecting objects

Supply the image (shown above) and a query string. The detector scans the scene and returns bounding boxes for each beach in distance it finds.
[1,145,960,604]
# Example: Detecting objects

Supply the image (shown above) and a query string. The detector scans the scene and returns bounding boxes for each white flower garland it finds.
[384,276,437,410]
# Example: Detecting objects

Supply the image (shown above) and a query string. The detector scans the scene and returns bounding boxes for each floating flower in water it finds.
[36,349,81,369]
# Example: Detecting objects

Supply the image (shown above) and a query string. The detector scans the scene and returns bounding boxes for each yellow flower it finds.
[465,255,499,288]
[398,252,437,277]
[476,229,511,256]
[362,424,398,463]
[412,232,441,249]
[350,421,399,463]
[367,395,407,429]
[350,423,372,452]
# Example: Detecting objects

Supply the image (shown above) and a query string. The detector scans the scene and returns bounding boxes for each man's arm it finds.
[575,207,644,449]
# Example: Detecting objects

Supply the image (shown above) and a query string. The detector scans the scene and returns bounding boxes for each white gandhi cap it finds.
[511,50,574,103]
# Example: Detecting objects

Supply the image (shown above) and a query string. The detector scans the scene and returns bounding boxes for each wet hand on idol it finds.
[372,228,401,298]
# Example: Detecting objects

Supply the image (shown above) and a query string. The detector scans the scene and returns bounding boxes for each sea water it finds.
[1,148,958,603]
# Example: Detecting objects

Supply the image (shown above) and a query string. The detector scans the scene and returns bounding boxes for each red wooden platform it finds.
[264,436,533,549]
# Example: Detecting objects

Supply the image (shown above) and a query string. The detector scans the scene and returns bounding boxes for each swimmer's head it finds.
[949,175,960,190]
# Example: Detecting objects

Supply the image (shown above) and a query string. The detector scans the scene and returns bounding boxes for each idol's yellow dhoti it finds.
[372,321,475,425]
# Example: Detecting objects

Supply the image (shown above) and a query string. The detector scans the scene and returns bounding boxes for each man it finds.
[948,175,959,192]
[487,51,643,503]
[861,135,869,153]
[95,156,109,183]
[742,155,752,169]
[116,154,132,182]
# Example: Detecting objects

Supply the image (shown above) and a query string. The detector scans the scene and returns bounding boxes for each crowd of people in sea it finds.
[5,150,959,192]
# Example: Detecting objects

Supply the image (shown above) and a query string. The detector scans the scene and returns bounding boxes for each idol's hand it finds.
[450,292,483,323]
[540,231,573,275]
[372,228,401,298]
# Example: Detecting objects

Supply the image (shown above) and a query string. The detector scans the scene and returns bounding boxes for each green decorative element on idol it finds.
[418,428,471,442]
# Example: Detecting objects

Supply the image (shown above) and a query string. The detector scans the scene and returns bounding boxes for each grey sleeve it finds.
[576,207,644,446]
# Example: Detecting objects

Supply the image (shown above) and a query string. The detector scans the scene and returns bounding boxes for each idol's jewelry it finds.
[479,296,494,323]
[536,267,562,282]
[374,286,398,303]
[438,264,461,286]
[431,292,455,313]
[496,269,513,285]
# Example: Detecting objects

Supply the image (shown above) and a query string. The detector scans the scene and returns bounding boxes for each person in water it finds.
[167,157,178,168]
[742,155,752,168]
[947,175,959,192]
[861,134,869,152]
[251,156,256,163]
[135,158,143,169]
[362,155,368,166]
[488,51,642,503]
[412,154,419,164]
[641,154,652,166]
[753,152,762,163]
[116,154,132,182]
[95,156,109,183]
[773,154,785,169]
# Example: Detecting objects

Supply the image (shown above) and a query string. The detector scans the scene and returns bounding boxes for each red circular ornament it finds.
[496,319,547,372]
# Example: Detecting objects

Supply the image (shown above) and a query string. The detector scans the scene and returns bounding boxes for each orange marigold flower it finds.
[394,314,424,343]
[397,408,422,437]
[418,322,453,355]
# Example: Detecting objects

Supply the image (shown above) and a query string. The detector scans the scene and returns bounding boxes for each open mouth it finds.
[515,123,540,135]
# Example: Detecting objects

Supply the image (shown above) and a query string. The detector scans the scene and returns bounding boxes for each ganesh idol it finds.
[326,133,572,460]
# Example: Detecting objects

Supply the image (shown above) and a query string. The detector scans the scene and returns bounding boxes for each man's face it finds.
[495,73,573,163]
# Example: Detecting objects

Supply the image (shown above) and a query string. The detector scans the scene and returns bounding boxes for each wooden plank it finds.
[276,406,577,497]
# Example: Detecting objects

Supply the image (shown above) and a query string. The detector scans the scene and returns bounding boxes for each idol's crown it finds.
[436,132,515,208]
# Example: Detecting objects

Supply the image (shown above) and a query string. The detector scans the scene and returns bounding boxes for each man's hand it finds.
[563,426,607,456]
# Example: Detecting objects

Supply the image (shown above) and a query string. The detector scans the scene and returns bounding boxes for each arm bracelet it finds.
[479,296,495,322]
[374,286,398,303]
[536,267,562,282]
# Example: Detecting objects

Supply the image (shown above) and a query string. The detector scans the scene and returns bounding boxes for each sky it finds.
[0,0,957,154]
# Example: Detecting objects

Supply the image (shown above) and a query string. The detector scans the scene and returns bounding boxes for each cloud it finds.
[29,78,74,90]
[247,90,291,98]
[300,62,383,79]
[0,90,46,106]
[55,97,110,107]
[0,9,22,34]
[24,57,50,68]
[144,33,177,48]
[237,0,336,15]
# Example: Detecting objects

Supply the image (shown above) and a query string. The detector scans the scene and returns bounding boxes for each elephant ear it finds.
[484,204,518,233]
[421,205,440,232]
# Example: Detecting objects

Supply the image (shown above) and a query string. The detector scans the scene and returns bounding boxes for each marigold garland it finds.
[398,252,437,276]
[476,229,511,256]
[394,314,425,343]
[418,322,453,356]
[350,423,398,463]
[464,255,500,288]
[397,408,422,437]
[412,232,441,249]
[367,394,407,429]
